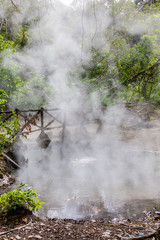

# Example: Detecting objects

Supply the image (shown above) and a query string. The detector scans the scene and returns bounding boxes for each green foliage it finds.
[0,34,48,108]
[0,35,48,108]
[0,65,23,96]
[117,35,155,84]
[0,34,24,98]
[0,35,14,52]
[0,89,7,107]
[1,0,160,115]
[0,183,45,214]
[81,1,160,110]
[0,90,21,154]
[11,73,49,109]
[0,112,21,153]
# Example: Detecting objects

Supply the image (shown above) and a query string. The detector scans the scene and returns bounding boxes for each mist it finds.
[2,0,160,219]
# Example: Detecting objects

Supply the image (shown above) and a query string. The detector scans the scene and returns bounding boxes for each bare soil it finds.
[0,209,160,239]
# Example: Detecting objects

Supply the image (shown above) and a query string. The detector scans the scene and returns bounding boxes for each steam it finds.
[20,107,160,219]
[2,0,160,219]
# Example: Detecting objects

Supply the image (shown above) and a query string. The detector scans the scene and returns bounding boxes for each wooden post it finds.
[15,108,19,116]
[41,108,44,131]
[60,113,66,160]
[97,107,104,133]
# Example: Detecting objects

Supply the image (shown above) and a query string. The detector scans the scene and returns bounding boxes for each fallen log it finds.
[2,152,21,169]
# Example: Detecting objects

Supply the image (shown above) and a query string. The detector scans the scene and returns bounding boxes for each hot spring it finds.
[17,120,160,221]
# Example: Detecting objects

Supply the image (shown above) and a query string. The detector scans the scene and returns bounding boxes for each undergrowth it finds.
[0,183,45,214]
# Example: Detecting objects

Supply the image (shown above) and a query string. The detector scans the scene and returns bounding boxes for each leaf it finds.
[22,217,28,223]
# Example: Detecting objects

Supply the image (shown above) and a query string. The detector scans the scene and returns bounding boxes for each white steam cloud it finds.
[2,0,160,219]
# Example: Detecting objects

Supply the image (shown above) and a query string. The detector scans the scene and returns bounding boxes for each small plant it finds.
[0,89,21,154]
[0,183,45,214]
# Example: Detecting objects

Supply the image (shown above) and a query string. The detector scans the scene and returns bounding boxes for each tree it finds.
[80,0,160,118]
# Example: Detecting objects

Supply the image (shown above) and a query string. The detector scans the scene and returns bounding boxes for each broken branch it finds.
[2,152,21,169]
[0,222,31,236]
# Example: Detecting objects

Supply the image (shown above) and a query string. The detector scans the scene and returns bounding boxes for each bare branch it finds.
[0,222,31,236]
[128,59,160,84]
[2,152,21,169]
[10,0,19,11]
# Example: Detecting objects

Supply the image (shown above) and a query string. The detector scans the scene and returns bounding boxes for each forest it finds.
[0,0,160,152]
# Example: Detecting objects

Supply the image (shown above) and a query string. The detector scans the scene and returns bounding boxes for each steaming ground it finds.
[3,0,160,220]
[18,118,160,220]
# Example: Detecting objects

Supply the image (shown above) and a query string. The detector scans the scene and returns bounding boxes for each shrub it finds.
[0,183,45,214]
[0,89,21,154]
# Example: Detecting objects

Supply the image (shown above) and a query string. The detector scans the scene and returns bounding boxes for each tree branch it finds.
[127,59,160,84]
[10,0,19,11]
[0,222,31,236]
[2,152,21,169]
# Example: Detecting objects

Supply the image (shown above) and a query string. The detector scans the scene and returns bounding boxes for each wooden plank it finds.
[44,119,55,128]
[0,108,59,114]
[2,113,13,122]
[43,109,63,124]
[22,125,63,134]
[19,111,40,133]
[40,108,44,129]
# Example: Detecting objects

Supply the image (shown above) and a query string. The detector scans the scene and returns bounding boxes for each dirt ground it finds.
[0,208,160,239]
[1,119,160,239]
